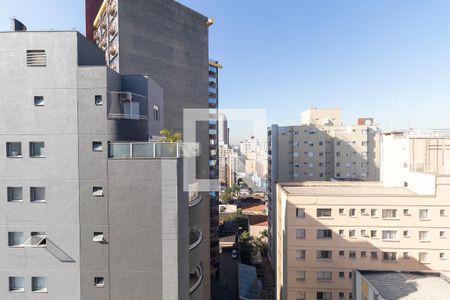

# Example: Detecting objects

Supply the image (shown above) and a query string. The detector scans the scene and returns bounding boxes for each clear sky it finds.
[2,0,450,138]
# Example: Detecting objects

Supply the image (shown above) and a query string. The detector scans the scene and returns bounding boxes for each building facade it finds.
[86,0,214,297]
[268,108,380,266]
[1,31,206,299]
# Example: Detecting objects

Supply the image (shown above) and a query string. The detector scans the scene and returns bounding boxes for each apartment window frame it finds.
[338,272,345,279]
[316,250,332,260]
[349,208,356,217]
[296,270,306,281]
[29,142,45,158]
[419,252,430,264]
[316,208,332,218]
[296,208,305,218]
[316,271,332,281]
[382,230,398,241]
[419,209,429,220]
[8,232,24,247]
[440,252,447,260]
[382,209,398,220]
[370,230,378,239]
[95,95,103,106]
[34,96,45,106]
[370,251,378,260]
[382,251,397,262]
[94,277,105,287]
[31,276,48,293]
[370,208,378,217]
[92,141,103,152]
[153,104,160,121]
[9,276,25,293]
[317,229,332,240]
[419,231,430,242]
[349,229,356,238]
[440,230,447,238]
[296,229,306,239]
[296,249,306,260]
[440,209,447,217]
[7,187,23,203]
[403,230,410,238]
[93,187,104,197]
[6,142,22,158]
[30,187,46,203]
[317,291,332,300]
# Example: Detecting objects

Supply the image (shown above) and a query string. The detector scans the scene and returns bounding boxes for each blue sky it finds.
[2,0,450,137]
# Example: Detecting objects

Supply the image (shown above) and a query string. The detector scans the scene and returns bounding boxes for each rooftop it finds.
[280,181,417,197]
[358,270,450,300]
[248,215,268,227]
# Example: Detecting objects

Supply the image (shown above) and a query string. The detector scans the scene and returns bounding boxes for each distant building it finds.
[218,113,229,145]
[354,270,450,300]
[268,108,380,265]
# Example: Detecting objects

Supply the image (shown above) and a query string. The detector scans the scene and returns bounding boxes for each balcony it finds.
[108,142,199,159]
[189,195,202,208]
[189,265,203,294]
[189,228,203,251]
[108,91,148,120]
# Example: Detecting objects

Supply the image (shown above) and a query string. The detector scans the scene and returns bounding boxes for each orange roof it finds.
[248,215,269,226]
[241,203,266,214]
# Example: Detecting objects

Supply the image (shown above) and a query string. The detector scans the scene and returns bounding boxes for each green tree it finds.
[160,129,183,142]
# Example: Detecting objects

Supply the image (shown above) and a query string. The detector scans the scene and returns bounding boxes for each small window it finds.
[403,209,410,216]
[349,272,353,279]
[296,229,306,239]
[339,272,345,278]
[339,208,345,215]
[403,230,410,237]
[8,232,24,247]
[296,208,305,218]
[403,252,410,259]
[349,251,356,259]
[296,271,306,281]
[95,95,103,106]
[349,230,356,238]
[297,291,306,300]
[7,187,23,202]
[316,250,332,260]
[361,208,368,215]
[370,251,378,259]
[32,277,47,293]
[360,251,366,258]
[339,250,345,257]
[440,209,446,217]
[317,291,332,300]
[419,209,429,220]
[349,208,356,217]
[339,292,345,300]
[30,187,46,203]
[419,252,429,263]
[440,231,447,238]
[34,96,45,106]
[6,142,22,157]
[419,231,429,241]
[153,105,160,121]
[30,142,45,157]
[9,276,25,292]
[94,277,105,287]
[316,271,332,281]
[93,187,104,197]
[440,252,446,260]
[317,229,332,239]
[383,252,397,261]
[317,208,332,218]
[93,232,106,243]
[296,249,306,260]
[93,141,103,152]
[371,230,377,238]
[339,229,344,236]
[382,209,397,219]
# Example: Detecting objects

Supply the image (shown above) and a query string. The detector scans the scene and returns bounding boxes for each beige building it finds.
[275,131,450,300]
[268,108,380,265]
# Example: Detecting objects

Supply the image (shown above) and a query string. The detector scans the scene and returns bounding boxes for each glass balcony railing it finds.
[108,142,199,159]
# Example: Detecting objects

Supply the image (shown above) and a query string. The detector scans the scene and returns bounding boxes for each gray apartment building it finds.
[87,0,214,292]
[0,29,207,300]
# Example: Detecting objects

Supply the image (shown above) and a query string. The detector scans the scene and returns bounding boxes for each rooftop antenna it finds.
[10,17,27,32]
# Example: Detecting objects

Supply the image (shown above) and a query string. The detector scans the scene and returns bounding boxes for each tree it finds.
[239,230,253,264]
[160,129,183,142]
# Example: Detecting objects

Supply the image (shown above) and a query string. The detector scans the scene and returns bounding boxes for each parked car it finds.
[231,249,238,259]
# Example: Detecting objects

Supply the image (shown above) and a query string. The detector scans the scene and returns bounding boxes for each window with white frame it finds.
[8,232,24,247]
[30,187,46,203]
[339,208,345,215]
[32,277,47,293]
[30,142,45,157]
[382,230,398,241]
[403,209,411,216]
[317,208,332,218]
[419,252,429,263]
[403,252,410,259]
[403,230,410,237]
[382,209,397,219]
[296,229,306,239]
[317,229,332,239]
[419,231,429,241]
[317,271,332,281]
[9,276,25,292]
[7,187,23,202]
[419,209,429,220]
[6,142,22,157]
[296,208,305,218]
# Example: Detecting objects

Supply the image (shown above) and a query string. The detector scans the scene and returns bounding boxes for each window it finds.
[382,209,397,219]
[339,250,345,257]
[32,277,47,293]
[30,142,45,157]
[317,291,332,300]
[339,229,344,237]
[93,141,103,152]
[34,96,44,106]
[8,232,24,247]
[7,187,23,202]
[296,208,305,218]
[296,291,306,300]
[403,209,410,216]
[339,208,345,215]
[419,252,429,263]
[339,272,345,278]
[371,251,378,259]
[317,208,332,218]
[9,276,25,292]
[317,229,332,239]
[349,272,353,279]
[296,229,306,239]
[349,292,353,300]
[360,251,367,258]
[317,271,332,281]
[94,277,105,287]
[440,209,447,217]
[153,105,160,121]
[440,252,446,260]
[93,232,105,243]
[419,209,429,220]
[296,250,306,260]
[339,292,345,300]
[93,187,104,197]
[382,252,397,261]
[403,230,410,238]
[403,252,409,259]
[296,271,306,281]
[382,230,398,241]
[371,230,377,238]
[440,231,447,238]
[6,142,22,157]
[361,230,367,237]
[349,230,356,238]
[419,231,429,241]
[30,187,46,203]
[95,95,103,105]
[317,250,332,260]
[361,208,368,215]
[349,208,356,217]
[26,50,47,67]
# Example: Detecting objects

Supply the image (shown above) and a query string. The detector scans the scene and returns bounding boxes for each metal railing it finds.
[189,228,203,251]
[189,265,203,294]
[188,195,202,208]
[108,142,199,159]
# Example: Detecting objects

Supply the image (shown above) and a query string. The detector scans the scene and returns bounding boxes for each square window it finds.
[94,277,105,287]
[440,231,447,238]
[95,95,103,105]
[93,187,104,197]
[403,252,409,259]
[34,96,44,106]
[360,251,366,258]
[7,187,23,202]
[349,251,356,259]
[419,252,429,263]
[93,232,105,243]
[296,250,306,260]
[339,272,345,278]
[93,141,103,152]
[9,276,25,292]
[296,229,306,239]
[339,229,345,236]
[370,251,378,259]
[339,250,345,257]
[296,208,305,218]
[403,230,410,238]
[296,271,306,281]
[30,142,45,157]
[403,209,410,216]
[32,277,47,293]
[339,292,345,300]
[349,230,356,238]
[339,208,345,214]
[440,252,446,260]
[441,209,447,217]
[30,187,46,203]
[8,232,24,247]
[419,231,429,241]
[419,209,429,220]
[6,142,22,157]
